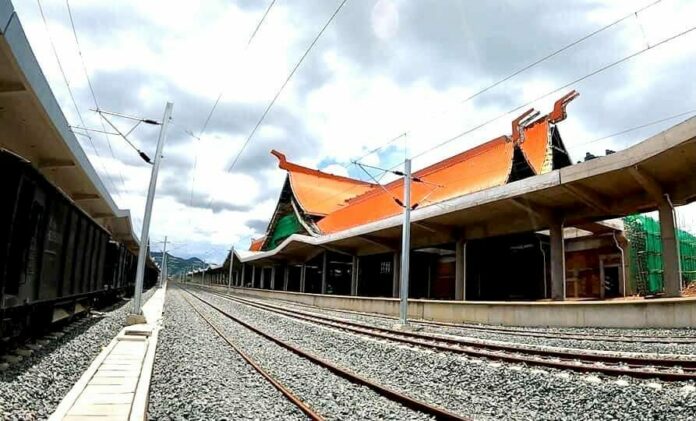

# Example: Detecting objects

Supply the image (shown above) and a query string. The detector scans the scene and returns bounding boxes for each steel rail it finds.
[221,289,696,344]
[203,288,696,381]
[180,291,325,421]
[182,287,469,421]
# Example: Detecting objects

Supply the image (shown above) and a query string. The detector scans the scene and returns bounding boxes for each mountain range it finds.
[151,252,208,276]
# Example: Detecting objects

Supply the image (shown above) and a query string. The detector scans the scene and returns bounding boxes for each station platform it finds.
[214,285,696,329]
[49,286,167,421]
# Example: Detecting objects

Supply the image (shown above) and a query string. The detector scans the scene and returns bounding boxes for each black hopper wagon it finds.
[0,149,158,340]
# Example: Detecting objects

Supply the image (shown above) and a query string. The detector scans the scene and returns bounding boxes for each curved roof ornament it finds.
[549,90,580,124]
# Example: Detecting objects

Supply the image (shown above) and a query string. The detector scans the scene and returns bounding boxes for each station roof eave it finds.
[236,116,696,266]
[0,2,142,254]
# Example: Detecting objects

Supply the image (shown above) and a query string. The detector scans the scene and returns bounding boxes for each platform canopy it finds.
[0,2,141,252]
[240,109,696,266]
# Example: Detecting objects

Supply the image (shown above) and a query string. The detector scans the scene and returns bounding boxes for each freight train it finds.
[0,149,158,339]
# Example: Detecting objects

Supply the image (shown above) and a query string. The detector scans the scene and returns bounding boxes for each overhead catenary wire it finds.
[35,0,123,199]
[288,15,696,220]
[225,0,350,175]
[200,0,350,216]
[189,0,279,212]
[304,101,696,218]
[353,161,442,209]
[568,108,696,151]
[237,5,695,233]
[405,22,696,165]
[352,0,665,165]
[64,0,131,194]
[96,112,154,163]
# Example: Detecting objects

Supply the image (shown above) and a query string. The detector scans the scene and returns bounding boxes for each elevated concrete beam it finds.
[413,221,455,237]
[359,234,398,251]
[71,193,100,201]
[320,244,355,256]
[38,158,75,169]
[629,166,664,202]
[563,184,612,214]
[0,80,25,95]
[509,198,550,223]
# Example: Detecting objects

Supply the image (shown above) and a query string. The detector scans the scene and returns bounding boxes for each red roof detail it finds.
[249,237,265,251]
[519,119,551,174]
[317,136,514,234]
[271,150,376,216]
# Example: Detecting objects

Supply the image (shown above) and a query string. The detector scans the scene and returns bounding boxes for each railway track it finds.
[180,292,325,420]
[216,289,696,345]
[199,287,696,381]
[181,287,469,420]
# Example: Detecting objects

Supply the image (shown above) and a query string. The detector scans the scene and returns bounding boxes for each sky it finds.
[13,0,696,264]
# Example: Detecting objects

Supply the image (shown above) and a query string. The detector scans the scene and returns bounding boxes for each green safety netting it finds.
[266,213,302,250]
[624,214,696,295]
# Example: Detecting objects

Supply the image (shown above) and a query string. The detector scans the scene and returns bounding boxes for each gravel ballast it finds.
[230,292,696,356]
[195,288,696,421]
[148,288,307,420]
[163,286,434,420]
[0,287,157,420]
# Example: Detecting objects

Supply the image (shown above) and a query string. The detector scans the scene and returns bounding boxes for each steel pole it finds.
[160,235,168,287]
[227,246,234,292]
[399,158,412,325]
[132,102,173,316]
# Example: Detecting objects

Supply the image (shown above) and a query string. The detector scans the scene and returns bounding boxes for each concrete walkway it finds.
[50,286,167,421]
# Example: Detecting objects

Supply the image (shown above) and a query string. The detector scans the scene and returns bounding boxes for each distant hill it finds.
[152,252,208,276]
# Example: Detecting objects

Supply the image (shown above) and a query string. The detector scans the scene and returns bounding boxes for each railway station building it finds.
[204,93,696,303]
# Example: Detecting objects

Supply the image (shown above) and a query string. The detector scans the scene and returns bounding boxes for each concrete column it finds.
[321,252,328,294]
[659,201,682,297]
[455,239,466,301]
[392,251,401,298]
[350,256,359,296]
[270,266,276,290]
[283,265,290,291]
[251,266,256,289]
[241,264,246,287]
[550,219,566,301]
[260,267,266,289]
[300,265,306,292]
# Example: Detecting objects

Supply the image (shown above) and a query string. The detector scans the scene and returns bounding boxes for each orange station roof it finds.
[249,236,265,252]
[520,119,551,174]
[315,93,577,234]
[316,136,516,234]
[256,92,578,246]
[271,150,376,216]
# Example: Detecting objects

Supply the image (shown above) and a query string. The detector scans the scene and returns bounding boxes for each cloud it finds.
[14,0,696,263]
[246,218,270,234]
